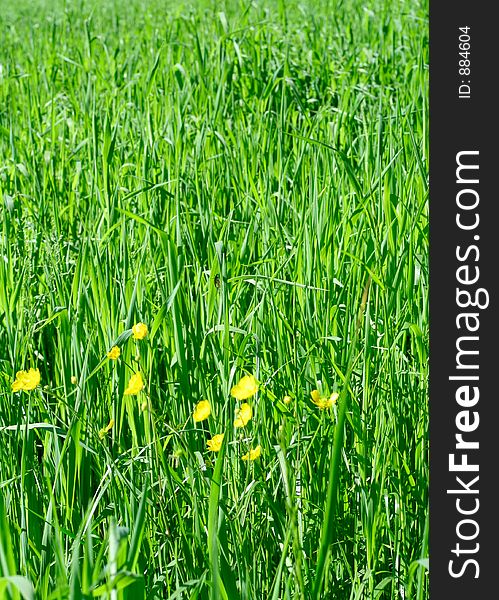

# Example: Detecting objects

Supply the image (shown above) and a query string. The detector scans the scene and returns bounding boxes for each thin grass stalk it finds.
[311,277,371,599]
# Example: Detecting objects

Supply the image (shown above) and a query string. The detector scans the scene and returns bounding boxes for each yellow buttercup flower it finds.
[107,346,121,360]
[311,389,339,410]
[207,433,224,452]
[132,322,148,340]
[124,372,144,395]
[230,374,258,400]
[71,375,78,385]
[12,368,41,392]
[283,395,292,405]
[99,418,114,439]
[242,445,262,461]
[234,402,252,428]
[193,400,211,422]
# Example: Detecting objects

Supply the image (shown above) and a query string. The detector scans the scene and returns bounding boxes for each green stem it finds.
[311,277,371,599]
[208,429,228,600]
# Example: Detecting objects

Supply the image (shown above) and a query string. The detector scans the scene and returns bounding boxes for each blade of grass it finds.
[312,277,371,599]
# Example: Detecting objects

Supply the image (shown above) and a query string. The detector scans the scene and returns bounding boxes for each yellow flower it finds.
[311,389,338,410]
[71,375,78,385]
[12,368,41,392]
[124,372,144,395]
[132,322,148,340]
[107,346,121,360]
[234,403,252,428]
[283,395,292,405]
[230,374,258,400]
[99,418,114,439]
[193,400,211,422]
[207,433,224,452]
[242,445,262,461]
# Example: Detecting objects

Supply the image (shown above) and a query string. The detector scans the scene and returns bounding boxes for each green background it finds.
[0,1,428,598]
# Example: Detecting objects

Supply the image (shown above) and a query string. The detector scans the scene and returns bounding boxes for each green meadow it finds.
[0,0,428,598]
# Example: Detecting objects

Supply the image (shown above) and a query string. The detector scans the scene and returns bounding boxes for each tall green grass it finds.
[0,0,428,598]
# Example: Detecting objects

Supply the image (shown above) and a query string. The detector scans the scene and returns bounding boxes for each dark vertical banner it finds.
[430,1,498,597]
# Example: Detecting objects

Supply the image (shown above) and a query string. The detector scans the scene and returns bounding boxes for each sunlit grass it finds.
[0,0,428,598]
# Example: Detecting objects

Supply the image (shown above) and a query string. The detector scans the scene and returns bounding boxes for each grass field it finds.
[0,0,428,598]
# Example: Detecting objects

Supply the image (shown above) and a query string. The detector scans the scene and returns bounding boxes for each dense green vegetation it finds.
[0,0,428,598]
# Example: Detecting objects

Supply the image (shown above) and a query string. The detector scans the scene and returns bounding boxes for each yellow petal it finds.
[132,322,148,340]
[310,389,321,403]
[230,374,258,400]
[283,395,292,405]
[207,433,224,452]
[107,346,121,360]
[242,445,262,461]
[12,378,23,392]
[99,418,114,439]
[234,402,252,428]
[193,400,211,422]
[24,368,41,390]
[124,372,144,395]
